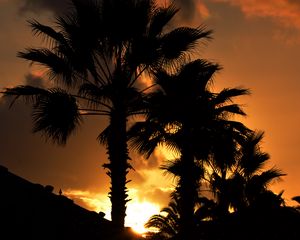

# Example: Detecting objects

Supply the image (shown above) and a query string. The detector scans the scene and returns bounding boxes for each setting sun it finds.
[125,201,160,234]
[63,188,162,234]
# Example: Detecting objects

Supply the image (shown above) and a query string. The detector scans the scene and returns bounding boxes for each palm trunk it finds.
[105,104,130,229]
[217,169,229,219]
[178,137,198,240]
[104,46,131,229]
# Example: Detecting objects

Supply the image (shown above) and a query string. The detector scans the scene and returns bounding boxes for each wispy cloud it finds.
[214,0,300,30]
[63,189,110,214]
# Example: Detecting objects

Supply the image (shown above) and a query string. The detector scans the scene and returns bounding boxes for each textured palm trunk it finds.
[178,137,198,240]
[106,104,130,229]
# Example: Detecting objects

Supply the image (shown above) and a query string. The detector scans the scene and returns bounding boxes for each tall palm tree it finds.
[3,0,211,228]
[129,59,250,239]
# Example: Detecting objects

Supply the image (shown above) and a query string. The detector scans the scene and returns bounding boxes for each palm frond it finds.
[239,131,270,176]
[79,83,112,107]
[2,85,48,107]
[214,88,250,105]
[97,125,110,146]
[248,168,285,191]
[161,25,212,61]
[18,48,79,87]
[145,199,179,237]
[128,121,164,158]
[178,59,221,91]
[215,104,247,117]
[160,159,182,178]
[28,19,68,46]
[222,120,251,137]
[148,2,179,37]
[32,88,82,145]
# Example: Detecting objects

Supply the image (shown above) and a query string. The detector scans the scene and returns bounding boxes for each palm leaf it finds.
[3,85,48,107]
[32,88,82,145]
[128,121,164,158]
[18,48,79,86]
[215,104,247,117]
[148,2,179,37]
[28,19,68,46]
[214,88,250,105]
[239,131,270,176]
[178,59,221,92]
[97,125,110,146]
[161,25,212,61]
[247,168,285,192]
[79,83,112,106]
[145,200,179,237]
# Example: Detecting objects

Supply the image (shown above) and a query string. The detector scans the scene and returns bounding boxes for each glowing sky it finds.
[1,0,300,228]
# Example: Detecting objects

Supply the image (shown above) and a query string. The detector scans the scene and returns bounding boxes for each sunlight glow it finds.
[63,189,111,215]
[64,188,161,235]
[125,200,160,234]
[155,144,180,161]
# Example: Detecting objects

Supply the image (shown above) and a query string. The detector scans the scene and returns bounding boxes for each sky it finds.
[1,0,300,232]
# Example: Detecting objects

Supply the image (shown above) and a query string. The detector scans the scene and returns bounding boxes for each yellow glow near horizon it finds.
[64,189,161,235]
[125,201,160,234]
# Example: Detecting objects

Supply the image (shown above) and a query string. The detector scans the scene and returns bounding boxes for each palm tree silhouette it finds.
[145,131,286,239]
[145,198,180,240]
[3,0,211,228]
[129,59,249,238]
[208,131,285,216]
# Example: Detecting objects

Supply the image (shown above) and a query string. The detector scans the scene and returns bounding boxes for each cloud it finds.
[213,0,300,30]
[63,189,110,214]
[139,187,172,207]
[156,0,211,25]
[18,0,211,28]
[18,0,70,15]
[175,0,210,25]
[24,73,45,87]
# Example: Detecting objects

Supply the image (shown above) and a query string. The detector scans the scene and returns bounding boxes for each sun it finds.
[63,189,162,235]
[125,201,160,235]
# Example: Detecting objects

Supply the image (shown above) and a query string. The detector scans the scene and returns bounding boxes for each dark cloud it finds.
[174,0,198,23]
[18,0,71,15]
[18,0,206,25]
[24,73,45,87]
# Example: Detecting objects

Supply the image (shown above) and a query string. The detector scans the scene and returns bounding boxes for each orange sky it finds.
[1,0,300,227]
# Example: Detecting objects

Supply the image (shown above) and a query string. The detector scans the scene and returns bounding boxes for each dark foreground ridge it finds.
[0,165,141,240]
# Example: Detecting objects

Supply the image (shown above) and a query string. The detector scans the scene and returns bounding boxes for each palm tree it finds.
[3,0,211,228]
[129,59,250,238]
[207,131,285,216]
[145,199,180,240]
